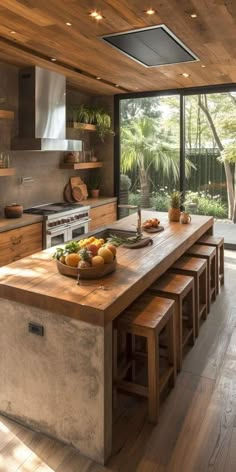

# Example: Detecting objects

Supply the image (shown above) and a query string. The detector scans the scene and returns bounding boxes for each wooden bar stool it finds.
[113,294,176,424]
[170,256,208,337]
[186,244,217,313]
[197,235,224,294]
[149,273,195,372]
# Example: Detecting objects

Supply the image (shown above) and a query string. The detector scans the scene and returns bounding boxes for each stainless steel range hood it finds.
[11,67,82,151]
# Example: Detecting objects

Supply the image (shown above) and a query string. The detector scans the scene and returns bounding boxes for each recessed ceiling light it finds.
[51,57,57,62]
[90,10,98,17]
[190,13,197,18]
[96,76,101,80]
[146,8,156,15]
[66,22,72,26]
[10,30,16,34]
[182,73,190,78]
[201,64,206,68]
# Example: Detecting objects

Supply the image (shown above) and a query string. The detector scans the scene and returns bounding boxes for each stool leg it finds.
[175,300,182,372]
[167,309,176,387]
[126,333,135,382]
[190,284,196,345]
[211,255,217,302]
[113,328,118,409]
[195,276,200,337]
[147,330,159,424]
[200,268,208,321]
[220,244,224,285]
[216,247,219,295]
[207,260,211,313]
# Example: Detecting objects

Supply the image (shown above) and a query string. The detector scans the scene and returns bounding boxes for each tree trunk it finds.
[139,169,150,208]
[199,95,235,220]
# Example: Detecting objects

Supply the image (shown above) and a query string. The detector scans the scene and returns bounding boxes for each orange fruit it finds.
[106,244,117,256]
[65,253,80,267]
[98,247,114,264]
[91,256,105,267]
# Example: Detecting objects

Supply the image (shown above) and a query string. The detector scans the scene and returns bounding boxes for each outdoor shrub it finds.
[185,191,227,218]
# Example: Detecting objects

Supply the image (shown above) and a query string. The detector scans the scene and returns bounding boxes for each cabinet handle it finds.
[11,235,23,245]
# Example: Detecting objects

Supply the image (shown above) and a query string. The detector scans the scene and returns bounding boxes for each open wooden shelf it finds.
[0,110,14,120]
[0,168,16,176]
[67,123,97,132]
[60,162,103,170]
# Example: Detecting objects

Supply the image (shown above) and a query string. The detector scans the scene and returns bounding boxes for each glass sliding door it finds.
[119,95,180,216]
[184,92,236,222]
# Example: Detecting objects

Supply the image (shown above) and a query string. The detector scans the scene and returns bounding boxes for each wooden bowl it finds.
[4,204,23,218]
[56,258,117,279]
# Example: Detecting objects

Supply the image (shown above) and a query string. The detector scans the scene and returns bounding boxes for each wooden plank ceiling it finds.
[0,0,235,95]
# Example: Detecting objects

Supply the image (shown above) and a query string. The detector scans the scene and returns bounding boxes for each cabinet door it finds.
[89,203,117,231]
[0,223,43,266]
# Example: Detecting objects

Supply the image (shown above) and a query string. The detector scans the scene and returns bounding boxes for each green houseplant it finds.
[89,173,101,199]
[67,105,114,142]
[168,191,181,222]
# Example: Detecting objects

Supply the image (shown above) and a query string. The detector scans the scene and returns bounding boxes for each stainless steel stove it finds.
[24,202,90,248]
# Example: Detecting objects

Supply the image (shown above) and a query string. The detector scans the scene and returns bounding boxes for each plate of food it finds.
[53,237,117,279]
[142,218,164,233]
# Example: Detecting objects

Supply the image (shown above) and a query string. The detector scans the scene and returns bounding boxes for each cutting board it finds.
[64,183,75,202]
[70,177,88,200]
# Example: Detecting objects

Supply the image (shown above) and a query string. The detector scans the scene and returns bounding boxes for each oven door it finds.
[67,220,89,241]
[46,225,69,248]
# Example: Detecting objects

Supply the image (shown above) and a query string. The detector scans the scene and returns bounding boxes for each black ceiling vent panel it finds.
[102,25,199,67]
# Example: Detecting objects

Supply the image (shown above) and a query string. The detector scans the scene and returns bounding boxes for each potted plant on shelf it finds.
[89,173,101,199]
[168,191,181,222]
[67,105,114,142]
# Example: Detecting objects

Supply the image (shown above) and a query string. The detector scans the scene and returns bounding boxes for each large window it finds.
[117,88,236,227]
[184,92,236,222]
[119,95,180,214]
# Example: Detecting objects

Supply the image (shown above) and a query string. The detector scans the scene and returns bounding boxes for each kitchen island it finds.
[0,211,213,464]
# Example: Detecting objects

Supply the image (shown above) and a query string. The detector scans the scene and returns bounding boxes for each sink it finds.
[93,228,137,240]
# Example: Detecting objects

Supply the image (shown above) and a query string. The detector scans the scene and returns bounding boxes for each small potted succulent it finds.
[168,191,181,222]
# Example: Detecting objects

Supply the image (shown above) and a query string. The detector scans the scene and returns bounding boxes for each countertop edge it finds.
[0,214,44,233]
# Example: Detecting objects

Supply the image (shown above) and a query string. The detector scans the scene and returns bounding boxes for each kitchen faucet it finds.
[118,204,142,236]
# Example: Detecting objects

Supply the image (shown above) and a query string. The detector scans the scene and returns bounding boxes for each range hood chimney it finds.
[11,67,82,151]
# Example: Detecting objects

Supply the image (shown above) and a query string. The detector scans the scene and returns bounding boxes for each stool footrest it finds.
[117,380,148,398]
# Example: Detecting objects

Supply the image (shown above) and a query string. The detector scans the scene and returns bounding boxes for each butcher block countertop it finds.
[0,211,213,326]
[0,214,43,233]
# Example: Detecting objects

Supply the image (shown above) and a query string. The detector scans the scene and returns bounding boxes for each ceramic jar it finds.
[180,212,191,224]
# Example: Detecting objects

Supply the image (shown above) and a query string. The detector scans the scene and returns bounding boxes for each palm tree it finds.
[121,117,191,208]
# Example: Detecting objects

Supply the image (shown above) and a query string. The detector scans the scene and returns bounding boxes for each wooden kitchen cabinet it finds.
[0,222,43,266]
[89,202,117,231]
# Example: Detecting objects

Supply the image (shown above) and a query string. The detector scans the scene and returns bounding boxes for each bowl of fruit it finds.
[53,237,117,279]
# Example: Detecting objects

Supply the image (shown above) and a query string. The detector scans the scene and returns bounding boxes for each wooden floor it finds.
[1,250,236,472]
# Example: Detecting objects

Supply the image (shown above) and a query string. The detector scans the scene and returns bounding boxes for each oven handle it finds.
[68,218,91,228]
[47,224,68,235]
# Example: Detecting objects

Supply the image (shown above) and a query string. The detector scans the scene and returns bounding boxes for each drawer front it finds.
[89,203,117,231]
[0,223,43,266]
